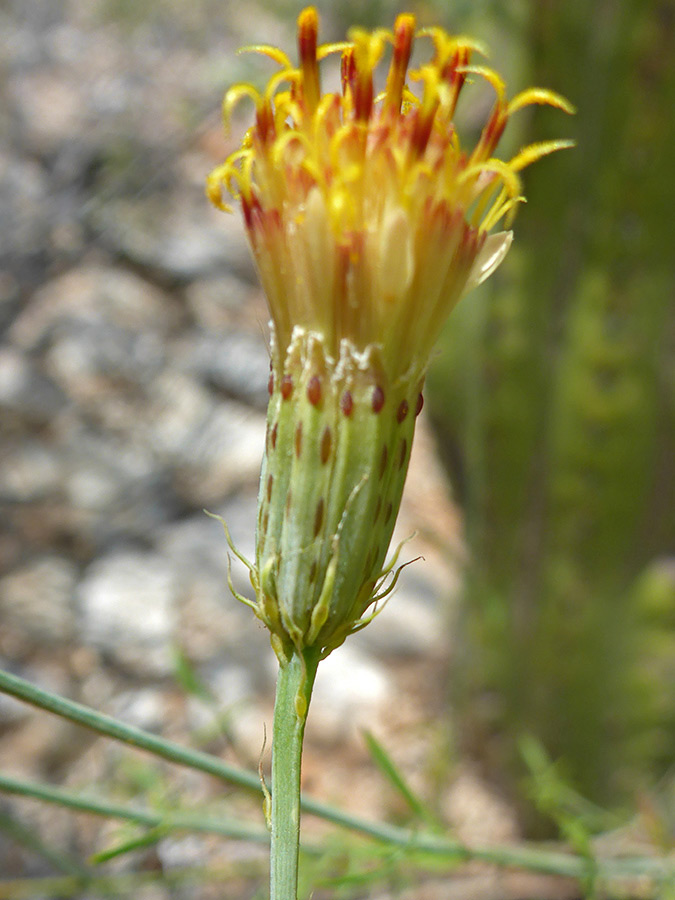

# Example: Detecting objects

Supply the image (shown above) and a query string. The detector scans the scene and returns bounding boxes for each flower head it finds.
[208,7,573,379]
[208,9,573,659]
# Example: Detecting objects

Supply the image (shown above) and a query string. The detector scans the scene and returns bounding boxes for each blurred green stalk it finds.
[429,0,675,819]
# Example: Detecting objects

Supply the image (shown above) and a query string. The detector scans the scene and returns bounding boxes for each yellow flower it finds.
[208,9,573,658]
[208,7,573,379]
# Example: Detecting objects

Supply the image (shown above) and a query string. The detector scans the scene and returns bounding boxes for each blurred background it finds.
[0,0,673,893]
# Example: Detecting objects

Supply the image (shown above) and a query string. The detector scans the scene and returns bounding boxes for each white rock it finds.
[77,552,177,676]
[352,574,444,657]
[109,688,168,732]
[145,370,214,457]
[0,442,62,501]
[9,265,175,350]
[186,663,254,732]
[0,556,77,642]
[307,646,391,743]
[171,401,265,503]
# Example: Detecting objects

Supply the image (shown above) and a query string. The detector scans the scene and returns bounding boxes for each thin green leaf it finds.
[362,730,441,829]
[90,824,169,865]
[172,647,214,704]
[0,772,270,845]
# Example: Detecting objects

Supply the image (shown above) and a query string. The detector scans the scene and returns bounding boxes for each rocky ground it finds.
[0,2,521,897]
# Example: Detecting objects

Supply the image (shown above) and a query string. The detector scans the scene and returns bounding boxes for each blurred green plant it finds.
[3,667,673,897]
[427,0,675,821]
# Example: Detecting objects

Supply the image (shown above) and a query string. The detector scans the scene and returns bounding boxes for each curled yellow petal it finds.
[222,83,261,130]
[509,138,576,172]
[237,44,293,69]
[507,87,576,116]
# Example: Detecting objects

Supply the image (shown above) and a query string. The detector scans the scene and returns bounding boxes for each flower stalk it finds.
[208,7,573,898]
[270,647,319,899]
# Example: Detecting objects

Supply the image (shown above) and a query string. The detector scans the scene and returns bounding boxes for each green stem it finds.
[0,773,270,845]
[2,669,674,888]
[270,647,319,900]
[0,668,261,794]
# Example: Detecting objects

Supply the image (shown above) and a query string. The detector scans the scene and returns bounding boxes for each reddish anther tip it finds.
[393,14,415,51]
[385,14,414,114]
[298,7,318,52]
[396,399,409,423]
[340,390,354,416]
[241,193,254,232]
[480,106,507,156]
[372,385,385,413]
[298,7,320,110]
[354,72,374,122]
[255,101,275,145]
[415,392,424,416]
[281,375,293,399]
[412,103,437,158]
[307,375,322,406]
[341,49,356,96]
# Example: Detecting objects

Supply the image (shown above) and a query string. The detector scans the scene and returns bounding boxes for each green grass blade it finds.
[172,648,214,703]
[89,825,170,865]
[362,729,441,829]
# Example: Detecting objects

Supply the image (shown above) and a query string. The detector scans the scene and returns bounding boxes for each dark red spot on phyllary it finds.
[313,497,325,536]
[307,375,322,406]
[281,375,293,400]
[385,501,393,524]
[271,422,278,450]
[320,426,332,464]
[295,421,303,457]
[415,392,424,416]
[399,437,407,469]
[372,385,385,413]
[340,390,353,417]
[268,371,274,395]
[379,444,388,479]
[267,474,273,502]
[396,399,409,423]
